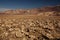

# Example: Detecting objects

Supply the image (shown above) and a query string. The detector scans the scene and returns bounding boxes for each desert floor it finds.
[0,15,60,40]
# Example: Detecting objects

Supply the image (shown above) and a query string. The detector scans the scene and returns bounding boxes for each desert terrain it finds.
[0,6,60,40]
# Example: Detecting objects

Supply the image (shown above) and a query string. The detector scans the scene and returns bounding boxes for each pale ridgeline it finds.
[0,5,60,16]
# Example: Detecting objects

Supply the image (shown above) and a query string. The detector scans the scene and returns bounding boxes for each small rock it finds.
[9,28,14,31]
[16,31,23,37]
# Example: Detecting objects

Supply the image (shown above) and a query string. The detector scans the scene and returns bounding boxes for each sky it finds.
[0,0,60,11]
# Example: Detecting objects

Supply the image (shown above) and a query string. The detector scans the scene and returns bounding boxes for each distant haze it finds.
[0,8,12,12]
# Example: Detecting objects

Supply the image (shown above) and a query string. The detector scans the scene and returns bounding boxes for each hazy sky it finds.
[0,0,60,9]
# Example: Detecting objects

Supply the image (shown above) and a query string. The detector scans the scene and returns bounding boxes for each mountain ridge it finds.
[0,5,60,16]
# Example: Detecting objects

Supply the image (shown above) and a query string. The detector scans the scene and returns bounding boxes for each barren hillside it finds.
[0,15,59,40]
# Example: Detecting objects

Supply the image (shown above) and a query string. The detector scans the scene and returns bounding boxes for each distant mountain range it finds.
[0,5,60,16]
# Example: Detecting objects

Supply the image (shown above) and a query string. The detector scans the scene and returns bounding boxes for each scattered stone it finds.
[0,16,60,40]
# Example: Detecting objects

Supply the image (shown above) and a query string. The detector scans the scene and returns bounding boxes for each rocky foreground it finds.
[0,15,60,40]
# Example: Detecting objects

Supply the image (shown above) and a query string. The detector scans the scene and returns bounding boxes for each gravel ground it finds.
[0,16,60,40]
